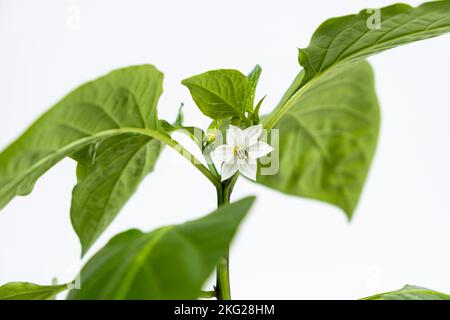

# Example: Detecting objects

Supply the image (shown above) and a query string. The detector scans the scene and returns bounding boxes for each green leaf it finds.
[257,61,379,217]
[0,65,165,254]
[299,0,450,85]
[259,1,450,216]
[68,196,256,300]
[362,285,450,300]
[252,95,266,125]
[175,103,185,127]
[247,64,262,107]
[182,69,253,120]
[264,0,450,130]
[71,135,162,254]
[0,282,69,300]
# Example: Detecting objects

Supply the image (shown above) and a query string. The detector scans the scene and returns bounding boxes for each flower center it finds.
[233,145,248,160]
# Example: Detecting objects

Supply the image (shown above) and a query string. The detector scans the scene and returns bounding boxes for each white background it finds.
[0,0,449,299]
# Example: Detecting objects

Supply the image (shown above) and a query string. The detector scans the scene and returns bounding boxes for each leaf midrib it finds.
[315,9,450,75]
[340,24,450,65]
[76,137,157,252]
[0,128,169,205]
[114,226,175,299]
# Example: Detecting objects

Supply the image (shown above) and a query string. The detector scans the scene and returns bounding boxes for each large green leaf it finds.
[260,0,450,216]
[71,134,162,254]
[182,69,253,120]
[264,0,450,130]
[68,197,255,300]
[0,65,165,254]
[258,61,379,217]
[362,285,450,300]
[0,282,69,300]
[299,0,450,85]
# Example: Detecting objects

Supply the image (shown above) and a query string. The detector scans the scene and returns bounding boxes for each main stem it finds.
[215,176,236,300]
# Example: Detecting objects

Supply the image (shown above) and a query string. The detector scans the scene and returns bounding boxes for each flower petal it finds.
[211,144,234,163]
[242,125,262,147]
[221,163,238,181]
[248,141,274,159]
[238,160,257,181]
[226,125,242,147]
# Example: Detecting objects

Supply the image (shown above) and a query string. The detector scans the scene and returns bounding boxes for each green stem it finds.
[121,127,221,189]
[120,127,242,300]
[203,146,220,178]
[216,185,231,300]
[215,174,239,300]
[262,69,321,131]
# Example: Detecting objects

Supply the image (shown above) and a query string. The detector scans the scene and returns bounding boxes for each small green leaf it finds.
[0,65,165,254]
[247,64,262,89]
[175,103,185,127]
[182,69,253,120]
[68,196,256,300]
[247,64,262,107]
[362,285,450,300]
[257,61,379,217]
[252,95,266,125]
[0,282,69,300]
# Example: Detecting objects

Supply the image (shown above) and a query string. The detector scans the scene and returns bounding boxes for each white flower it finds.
[211,124,274,181]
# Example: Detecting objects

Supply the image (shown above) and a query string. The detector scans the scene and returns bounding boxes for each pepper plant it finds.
[0,1,450,300]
